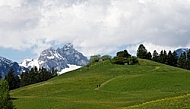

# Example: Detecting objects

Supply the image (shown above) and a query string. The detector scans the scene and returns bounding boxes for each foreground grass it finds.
[11,59,190,109]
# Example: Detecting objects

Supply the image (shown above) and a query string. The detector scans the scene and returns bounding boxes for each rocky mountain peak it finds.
[63,43,73,49]
[20,43,88,72]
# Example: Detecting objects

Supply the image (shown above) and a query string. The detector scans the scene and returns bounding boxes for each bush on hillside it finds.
[112,50,138,65]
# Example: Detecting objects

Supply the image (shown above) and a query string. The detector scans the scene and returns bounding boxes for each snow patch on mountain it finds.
[19,59,39,69]
[57,64,81,75]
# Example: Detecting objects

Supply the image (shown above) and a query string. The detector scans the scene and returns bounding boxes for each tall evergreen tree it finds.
[20,71,30,87]
[0,80,14,109]
[146,52,152,60]
[186,49,190,70]
[5,68,20,90]
[167,50,173,66]
[172,51,178,67]
[159,50,167,64]
[177,52,187,69]
[137,44,148,59]
[152,50,159,62]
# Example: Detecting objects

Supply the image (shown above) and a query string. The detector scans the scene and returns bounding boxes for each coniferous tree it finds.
[146,52,152,60]
[186,49,190,70]
[0,80,14,109]
[20,71,30,86]
[5,68,20,90]
[152,50,159,62]
[172,51,178,67]
[20,67,58,87]
[137,44,148,59]
[167,50,174,66]
[177,52,187,69]
[159,50,167,64]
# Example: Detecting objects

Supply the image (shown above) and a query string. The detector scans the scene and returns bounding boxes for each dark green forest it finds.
[4,67,57,90]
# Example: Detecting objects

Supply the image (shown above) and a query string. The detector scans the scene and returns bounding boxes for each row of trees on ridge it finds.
[137,44,190,70]
[89,50,139,65]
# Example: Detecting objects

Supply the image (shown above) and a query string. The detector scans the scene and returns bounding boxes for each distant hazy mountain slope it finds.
[175,48,189,56]
[0,56,27,78]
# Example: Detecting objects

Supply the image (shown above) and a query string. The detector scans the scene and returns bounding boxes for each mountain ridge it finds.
[20,43,88,72]
[0,56,27,78]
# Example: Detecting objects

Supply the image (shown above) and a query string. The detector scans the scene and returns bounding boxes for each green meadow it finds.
[10,59,190,109]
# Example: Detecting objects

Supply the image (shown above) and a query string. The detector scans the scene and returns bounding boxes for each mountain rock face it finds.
[20,43,88,72]
[57,43,88,66]
[38,47,68,71]
[175,48,189,57]
[0,56,27,78]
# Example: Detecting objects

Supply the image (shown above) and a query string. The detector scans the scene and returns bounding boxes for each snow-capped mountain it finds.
[19,59,39,69]
[175,48,189,57]
[57,43,88,66]
[20,43,88,72]
[38,47,68,71]
[0,56,27,78]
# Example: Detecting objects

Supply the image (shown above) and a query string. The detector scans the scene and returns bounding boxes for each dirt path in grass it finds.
[150,66,160,72]
[95,76,121,90]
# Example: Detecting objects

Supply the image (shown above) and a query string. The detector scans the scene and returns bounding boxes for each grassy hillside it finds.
[10,59,190,109]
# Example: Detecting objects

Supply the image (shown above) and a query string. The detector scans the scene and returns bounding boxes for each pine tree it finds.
[20,71,30,86]
[186,49,190,70]
[159,50,167,64]
[0,80,14,109]
[152,50,159,62]
[146,52,152,60]
[137,44,148,59]
[167,50,173,66]
[172,51,178,67]
[5,68,20,90]
[177,52,187,69]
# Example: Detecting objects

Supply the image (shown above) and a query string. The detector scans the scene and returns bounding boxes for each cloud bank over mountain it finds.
[0,0,190,57]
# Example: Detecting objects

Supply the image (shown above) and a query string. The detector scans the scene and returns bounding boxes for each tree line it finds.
[137,44,190,70]
[3,67,58,90]
[89,50,139,65]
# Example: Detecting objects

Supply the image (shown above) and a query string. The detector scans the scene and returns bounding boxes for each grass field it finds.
[10,59,190,109]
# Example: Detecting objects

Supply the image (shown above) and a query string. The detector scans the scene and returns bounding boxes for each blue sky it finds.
[0,47,35,62]
[0,0,190,62]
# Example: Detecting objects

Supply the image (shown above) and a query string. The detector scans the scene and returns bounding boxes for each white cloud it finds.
[0,0,190,57]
